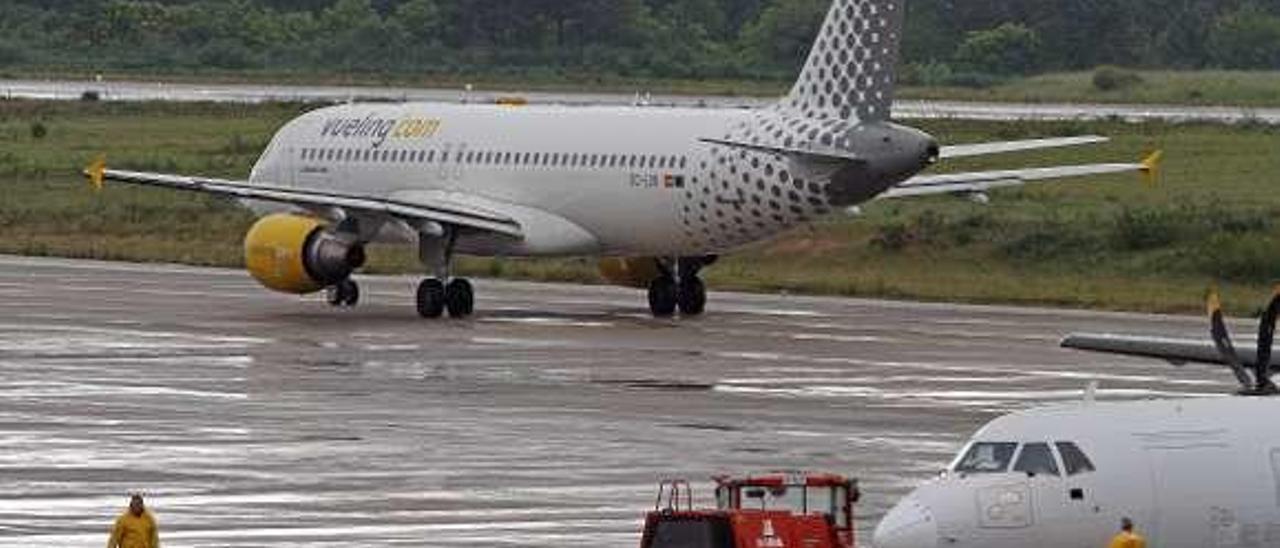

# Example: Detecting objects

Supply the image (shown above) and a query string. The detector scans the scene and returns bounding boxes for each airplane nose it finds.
[873,497,938,548]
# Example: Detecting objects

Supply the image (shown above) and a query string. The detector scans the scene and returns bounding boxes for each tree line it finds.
[2,0,1280,83]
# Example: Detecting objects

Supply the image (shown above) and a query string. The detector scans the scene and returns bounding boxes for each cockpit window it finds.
[955,442,1018,474]
[1055,442,1096,476]
[1013,443,1060,477]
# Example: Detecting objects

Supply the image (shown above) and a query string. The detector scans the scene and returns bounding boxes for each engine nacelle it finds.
[243,213,366,294]
[598,257,663,289]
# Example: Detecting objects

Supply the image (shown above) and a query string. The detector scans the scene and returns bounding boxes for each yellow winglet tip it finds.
[1206,287,1223,317]
[85,156,106,191]
[1139,150,1163,187]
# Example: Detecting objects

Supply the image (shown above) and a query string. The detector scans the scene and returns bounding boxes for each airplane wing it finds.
[1063,289,1279,371]
[86,163,525,238]
[879,152,1158,200]
[1059,333,1269,367]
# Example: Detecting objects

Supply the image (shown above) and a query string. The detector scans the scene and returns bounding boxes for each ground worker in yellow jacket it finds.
[1108,517,1146,548]
[107,494,159,548]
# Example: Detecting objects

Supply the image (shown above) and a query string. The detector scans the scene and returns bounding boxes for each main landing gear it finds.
[416,277,474,319]
[647,256,713,318]
[415,227,475,319]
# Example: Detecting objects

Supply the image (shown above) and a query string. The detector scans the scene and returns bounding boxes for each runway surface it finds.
[0,255,1233,547]
[4,78,1276,125]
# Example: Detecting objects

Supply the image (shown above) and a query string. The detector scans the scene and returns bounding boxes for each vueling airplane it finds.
[874,290,1279,548]
[85,0,1157,318]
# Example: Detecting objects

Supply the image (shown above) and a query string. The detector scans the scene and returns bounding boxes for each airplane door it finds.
[438,143,453,182]
[281,145,296,187]
[451,142,468,188]
[1146,444,1234,548]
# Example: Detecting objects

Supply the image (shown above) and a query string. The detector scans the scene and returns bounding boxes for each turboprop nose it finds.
[873,496,938,548]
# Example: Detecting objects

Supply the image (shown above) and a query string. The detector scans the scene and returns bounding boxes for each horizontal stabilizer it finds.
[1061,333,1275,369]
[699,137,864,163]
[941,136,1109,159]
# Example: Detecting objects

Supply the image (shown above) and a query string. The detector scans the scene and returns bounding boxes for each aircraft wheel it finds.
[677,277,706,316]
[648,276,677,318]
[328,279,359,308]
[416,278,446,319]
[445,278,475,318]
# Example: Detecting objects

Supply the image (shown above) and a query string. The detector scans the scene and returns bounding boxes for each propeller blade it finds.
[1258,287,1279,383]
[1208,290,1254,391]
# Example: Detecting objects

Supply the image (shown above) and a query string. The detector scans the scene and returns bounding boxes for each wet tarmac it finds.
[4,78,1277,125]
[0,255,1232,547]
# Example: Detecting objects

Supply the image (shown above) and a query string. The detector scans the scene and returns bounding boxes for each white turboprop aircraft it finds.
[874,396,1280,548]
[874,290,1280,548]
[86,0,1157,319]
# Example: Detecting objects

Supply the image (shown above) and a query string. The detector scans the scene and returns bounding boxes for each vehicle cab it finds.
[640,471,859,548]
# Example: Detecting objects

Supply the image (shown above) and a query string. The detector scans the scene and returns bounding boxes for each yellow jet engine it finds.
[243,213,366,294]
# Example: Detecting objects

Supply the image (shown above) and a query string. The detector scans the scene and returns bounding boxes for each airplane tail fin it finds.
[781,0,906,123]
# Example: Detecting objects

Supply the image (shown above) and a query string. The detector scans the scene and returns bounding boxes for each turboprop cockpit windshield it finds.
[1012,442,1059,476]
[952,441,1097,477]
[1056,441,1096,476]
[953,442,1017,474]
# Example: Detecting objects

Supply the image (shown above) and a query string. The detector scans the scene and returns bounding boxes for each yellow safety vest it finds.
[107,511,159,548]
[1108,531,1146,548]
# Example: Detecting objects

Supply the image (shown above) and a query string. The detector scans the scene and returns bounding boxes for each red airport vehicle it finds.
[640,471,860,548]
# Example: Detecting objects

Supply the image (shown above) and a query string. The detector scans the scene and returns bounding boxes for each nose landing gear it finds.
[327,278,360,308]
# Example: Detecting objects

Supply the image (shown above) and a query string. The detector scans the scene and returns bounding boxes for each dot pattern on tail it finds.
[785,0,906,123]
[677,0,907,252]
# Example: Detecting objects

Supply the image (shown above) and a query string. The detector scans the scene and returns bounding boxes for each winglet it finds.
[1207,286,1223,318]
[1139,150,1163,187]
[85,156,106,191]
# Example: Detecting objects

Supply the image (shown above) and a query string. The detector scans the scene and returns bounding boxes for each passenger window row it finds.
[954,440,1095,477]
[300,147,689,171]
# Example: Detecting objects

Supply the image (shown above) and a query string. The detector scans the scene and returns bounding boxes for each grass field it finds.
[1,99,1276,315]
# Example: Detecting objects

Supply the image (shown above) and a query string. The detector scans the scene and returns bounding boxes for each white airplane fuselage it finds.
[248,102,935,257]
[875,397,1280,548]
